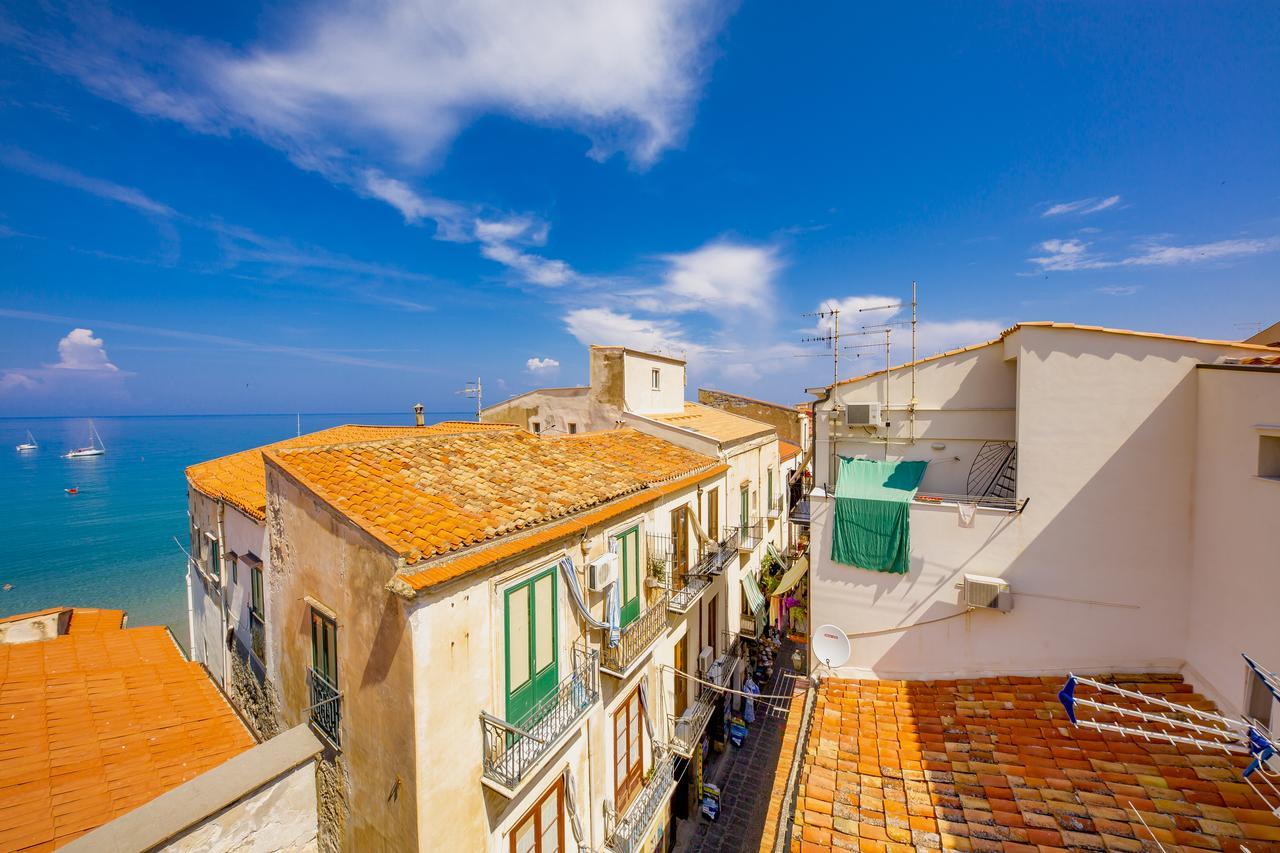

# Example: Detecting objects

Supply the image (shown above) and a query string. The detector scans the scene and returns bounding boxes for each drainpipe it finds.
[216,500,231,689]
[413,403,425,427]
[184,543,197,656]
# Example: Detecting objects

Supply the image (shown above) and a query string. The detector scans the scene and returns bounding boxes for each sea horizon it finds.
[0,411,474,645]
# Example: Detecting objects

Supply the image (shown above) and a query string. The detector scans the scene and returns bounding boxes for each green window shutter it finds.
[619,527,641,627]
[505,567,559,726]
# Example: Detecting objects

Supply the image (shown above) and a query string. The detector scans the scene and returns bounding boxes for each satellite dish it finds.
[812,624,851,669]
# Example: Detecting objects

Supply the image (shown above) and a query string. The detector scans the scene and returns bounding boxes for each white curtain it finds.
[563,766,585,844]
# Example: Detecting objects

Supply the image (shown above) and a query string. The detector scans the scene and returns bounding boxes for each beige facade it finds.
[697,388,805,446]
[805,323,1280,719]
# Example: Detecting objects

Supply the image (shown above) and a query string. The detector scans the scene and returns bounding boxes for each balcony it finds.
[647,529,740,615]
[735,519,763,551]
[668,688,717,758]
[601,590,670,677]
[789,478,813,525]
[667,574,713,614]
[606,746,678,853]
[307,668,341,749]
[480,646,599,796]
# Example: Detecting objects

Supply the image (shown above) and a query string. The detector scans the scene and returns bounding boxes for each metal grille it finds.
[602,590,670,675]
[606,746,678,853]
[480,646,599,791]
[308,668,341,748]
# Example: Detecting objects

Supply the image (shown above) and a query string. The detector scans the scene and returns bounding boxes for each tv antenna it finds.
[801,300,900,384]
[455,377,482,421]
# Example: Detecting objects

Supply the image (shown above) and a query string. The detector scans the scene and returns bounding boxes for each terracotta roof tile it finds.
[763,675,1273,852]
[648,402,775,443]
[266,428,722,586]
[780,440,802,461]
[0,614,254,849]
[185,421,510,520]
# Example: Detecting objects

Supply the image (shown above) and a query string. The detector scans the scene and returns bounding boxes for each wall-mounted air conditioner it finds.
[588,553,618,592]
[960,574,1012,612]
[845,402,882,428]
[697,645,714,676]
[675,707,696,743]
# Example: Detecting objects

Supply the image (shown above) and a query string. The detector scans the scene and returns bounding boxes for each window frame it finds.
[509,775,565,853]
[650,368,661,390]
[310,607,338,687]
[204,532,221,582]
[614,686,646,812]
[504,565,560,726]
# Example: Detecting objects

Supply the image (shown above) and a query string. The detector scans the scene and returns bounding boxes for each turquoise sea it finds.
[0,413,469,644]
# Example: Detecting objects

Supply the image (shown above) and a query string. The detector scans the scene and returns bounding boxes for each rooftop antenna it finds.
[801,301,901,384]
[1058,654,1280,817]
[296,413,301,437]
[455,377,482,421]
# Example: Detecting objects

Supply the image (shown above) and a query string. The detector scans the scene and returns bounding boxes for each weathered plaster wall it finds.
[265,468,419,851]
[1185,367,1280,716]
[0,609,68,644]
[481,387,614,434]
[698,388,803,445]
[187,490,228,685]
[160,757,319,852]
[620,350,686,415]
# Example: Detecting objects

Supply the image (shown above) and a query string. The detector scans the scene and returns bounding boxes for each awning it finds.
[741,573,767,614]
[772,554,808,598]
[831,457,927,574]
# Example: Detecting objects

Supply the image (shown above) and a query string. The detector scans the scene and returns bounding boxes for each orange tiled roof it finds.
[764,675,1279,852]
[0,615,254,850]
[266,427,722,576]
[648,402,774,444]
[1241,354,1280,366]
[186,421,509,521]
[780,440,802,461]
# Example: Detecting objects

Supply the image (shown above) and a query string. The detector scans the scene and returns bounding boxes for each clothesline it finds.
[657,664,802,704]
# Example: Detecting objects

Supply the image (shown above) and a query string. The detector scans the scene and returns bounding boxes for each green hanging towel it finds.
[831,457,928,574]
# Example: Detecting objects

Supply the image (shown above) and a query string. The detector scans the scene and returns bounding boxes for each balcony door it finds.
[671,506,689,573]
[740,484,750,528]
[706,488,719,542]
[506,567,559,727]
[614,687,646,812]
[310,609,337,687]
[706,595,718,656]
[674,633,689,718]
[618,526,641,628]
[511,776,564,853]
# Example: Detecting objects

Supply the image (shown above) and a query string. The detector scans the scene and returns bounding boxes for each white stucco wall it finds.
[809,326,1272,680]
[1184,366,1280,716]
[622,351,686,415]
[160,758,319,853]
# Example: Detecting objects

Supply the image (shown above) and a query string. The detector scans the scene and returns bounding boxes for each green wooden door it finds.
[505,567,559,727]
[618,527,641,627]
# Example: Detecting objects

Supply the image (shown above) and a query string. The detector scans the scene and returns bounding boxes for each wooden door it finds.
[505,567,559,726]
[671,506,689,572]
[674,633,688,718]
[614,687,646,811]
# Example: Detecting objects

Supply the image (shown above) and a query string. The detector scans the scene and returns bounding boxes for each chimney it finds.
[413,403,425,427]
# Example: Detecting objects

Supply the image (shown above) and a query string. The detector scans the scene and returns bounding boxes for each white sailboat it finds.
[16,430,37,452]
[64,420,106,458]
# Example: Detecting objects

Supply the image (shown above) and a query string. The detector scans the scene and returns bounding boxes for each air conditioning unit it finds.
[588,553,618,592]
[845,402,882,428]
[961,574,1012,612]
[675,707,697,743]
[697,645,714,676]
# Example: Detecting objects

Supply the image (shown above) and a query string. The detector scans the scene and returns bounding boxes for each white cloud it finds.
[0,371,37,393]
[1042,195,1121,217]
[1096,285,1141,296]
[0,146,174,217]
[474,216,578,286]
[564,308,701,358]
[657,241,781,312]
[526,357,560,375]
[52,328,118,372]
[913,320,1004,357]
[1029,235,1280,272]
[358,169,468,237]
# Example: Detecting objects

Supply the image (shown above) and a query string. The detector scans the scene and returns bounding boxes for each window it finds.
[567,422,578,435]
[617,527,641,628]
[250,565,266,664]
[614,687,646,811]
[505,567,559,727]
[674,634,688,718]
[706,595,718,655]
[706,488,719,542]
[531,421,542,434]
[230,554,238,585]
[510,776,564,853]
[767,467,775,510]
[310,609,338,686]
[250,566,265,618]
[1260,435,1280,479]
[670,506,689,573]
[204,533,221,581]
[651,368,660,390]
[1247,666,1274,728]
[740,485,750,528]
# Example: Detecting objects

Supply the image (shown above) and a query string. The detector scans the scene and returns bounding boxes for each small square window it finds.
[568,422,578,434]
[1259,435,1280,479]
[651,368,660,390]
[531,421,541,434]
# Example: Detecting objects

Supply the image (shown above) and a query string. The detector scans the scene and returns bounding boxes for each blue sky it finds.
[1,2,1277,416]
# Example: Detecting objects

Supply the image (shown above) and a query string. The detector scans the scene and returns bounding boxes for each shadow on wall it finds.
[828,353,1199,679]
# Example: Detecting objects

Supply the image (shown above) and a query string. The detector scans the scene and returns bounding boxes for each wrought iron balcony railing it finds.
[734,520,763,551]
[647,528,740,614]
[480,646,599,794]
[668,688,717,758]
[307,668,341,748]
[602,590,670,676]
[249,610,266,664]
[667,573,713,614]
[606,746,678,853]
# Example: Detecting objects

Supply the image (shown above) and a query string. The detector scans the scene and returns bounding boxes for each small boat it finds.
[64,420,106,459]
[16,430,37,452]
[65,487,78,495]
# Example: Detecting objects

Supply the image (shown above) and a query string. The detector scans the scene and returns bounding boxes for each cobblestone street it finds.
[680,638,802,853]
